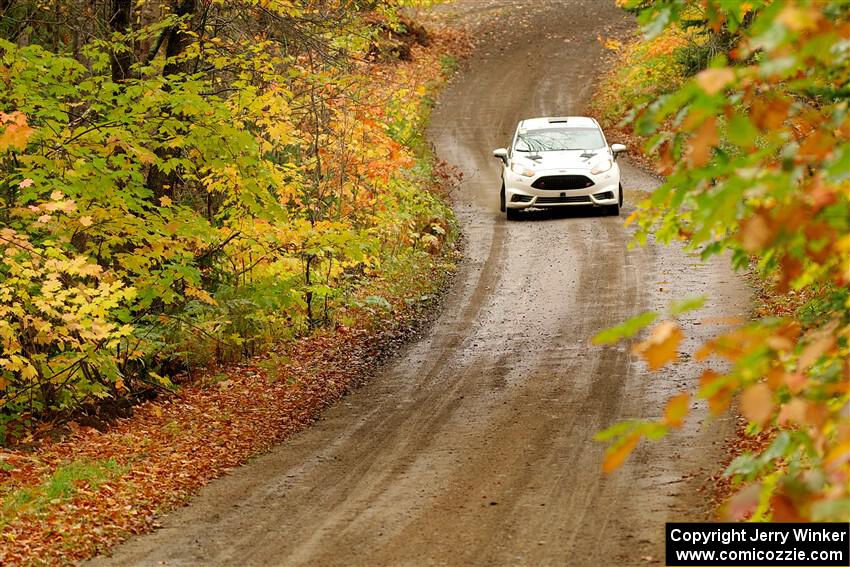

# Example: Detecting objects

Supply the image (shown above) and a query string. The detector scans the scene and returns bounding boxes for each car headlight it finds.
[590,159,613,175]
[511,162,535,177]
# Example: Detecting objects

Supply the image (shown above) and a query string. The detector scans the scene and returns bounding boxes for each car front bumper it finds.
[504,168,620,209]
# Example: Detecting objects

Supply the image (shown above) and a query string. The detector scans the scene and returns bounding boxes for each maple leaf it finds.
[633,321,682,370]
[663,392,689,428]
[696,68,735,95]
[740,383,774,426]
[686,117,718,168]
[603,432,640,474]
[739,212,774,253]
[724,483,760,521]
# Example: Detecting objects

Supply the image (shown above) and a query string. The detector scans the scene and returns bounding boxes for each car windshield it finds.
[514,127,605,152]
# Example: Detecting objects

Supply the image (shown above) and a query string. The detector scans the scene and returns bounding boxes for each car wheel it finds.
[606,204,620,216]
[618,183,624,208]
[506,208,520,221]
[500,183,506,213]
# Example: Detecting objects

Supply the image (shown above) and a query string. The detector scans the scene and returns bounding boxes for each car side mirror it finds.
[492,148,508,165]
[611,143,627,160]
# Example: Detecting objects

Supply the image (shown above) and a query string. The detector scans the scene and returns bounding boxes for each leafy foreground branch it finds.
[594,0,849,522]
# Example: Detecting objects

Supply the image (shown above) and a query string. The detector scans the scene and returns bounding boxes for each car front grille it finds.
[531,175,595,190]
[536,195,592,204]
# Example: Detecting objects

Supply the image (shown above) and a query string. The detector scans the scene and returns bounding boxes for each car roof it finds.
[518,116,599,130]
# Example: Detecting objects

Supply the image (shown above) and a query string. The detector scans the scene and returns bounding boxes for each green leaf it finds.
[727,113,758,147]
[592,311,658,344]
[669,296,706,316]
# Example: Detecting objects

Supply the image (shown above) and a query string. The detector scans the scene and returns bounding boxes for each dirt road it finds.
[88,2,749,565]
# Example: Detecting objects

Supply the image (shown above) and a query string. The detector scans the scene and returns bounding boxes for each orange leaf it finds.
[724,483,760,520]
[695,341,715,360]
[603,432,640,474]
[798,130,835,160]
[696,67,735,95]
[739,212,774,253]
[784,372,807,395]
[663,392,690,428]
[798,333,836,371]
[740,383,774,426]
[778,398,808,426]
[686,117,718,167]
[0,111,33,151]
[633,321,683,370]
[699,369,734,415]
[766,366,785,390]
[751,97,790,131]
[771,493,806,522]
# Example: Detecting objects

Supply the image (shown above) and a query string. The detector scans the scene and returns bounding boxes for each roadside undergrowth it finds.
[0,24,471,565]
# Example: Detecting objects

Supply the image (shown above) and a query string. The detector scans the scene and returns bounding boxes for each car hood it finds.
[514,149,608,171]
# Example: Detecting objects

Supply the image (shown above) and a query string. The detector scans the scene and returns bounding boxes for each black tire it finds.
[618,183,624,208]
[606,204,620,216]
[506,207,520,221]
[500,183,506,213]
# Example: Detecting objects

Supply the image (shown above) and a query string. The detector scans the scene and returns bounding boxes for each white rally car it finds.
[493,116,626,220]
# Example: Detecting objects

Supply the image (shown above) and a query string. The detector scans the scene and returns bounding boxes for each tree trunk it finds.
[163,0,196,77]
[109,0,133,83]
[146,0,198,202]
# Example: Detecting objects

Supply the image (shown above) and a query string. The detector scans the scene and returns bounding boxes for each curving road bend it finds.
[88,1,750,566]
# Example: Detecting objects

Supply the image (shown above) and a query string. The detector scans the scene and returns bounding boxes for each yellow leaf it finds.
[633,320,683,370]
[741,383,774,426]
[778,5,820,32]
[603,432,640,474]
[663,392,689,428]
[824,440,850,470]
[79,216,93,227]
[159,196,172,207]
[604,38,622,51]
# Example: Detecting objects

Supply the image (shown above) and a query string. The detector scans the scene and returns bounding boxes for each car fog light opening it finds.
[594,191,614,200]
